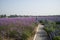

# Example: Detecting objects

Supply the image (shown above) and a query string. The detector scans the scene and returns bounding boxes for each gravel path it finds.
[33,24,49,40]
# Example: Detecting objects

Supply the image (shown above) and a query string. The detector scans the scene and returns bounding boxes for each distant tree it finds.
[8,15,18,17]
[0,14,6,18]
[4,14,6,17]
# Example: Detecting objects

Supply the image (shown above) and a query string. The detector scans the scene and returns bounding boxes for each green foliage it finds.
[39,20,43,23]
[44,26,55,33]
[56,21,60,24]
[5,30,19,38]
[44,20,56,33]
[48,21,56,27]
[21,30,32,40]
[0,36,2,40]
[8,30,18,38]
[32,22,38,27]
[39,20,48,25]
[53,36,60,40]
[0,26,6,32]
[39,20,44,25]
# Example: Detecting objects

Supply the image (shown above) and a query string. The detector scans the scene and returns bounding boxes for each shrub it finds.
[53,36,60,40]
[56,21,60,24]
[9,30,19,38]
[5,30,19,38]
[44,26,56,33]
[0,36,2,40]
[21,29,33,40]
[0,26,5,31]
[21,31,29,40]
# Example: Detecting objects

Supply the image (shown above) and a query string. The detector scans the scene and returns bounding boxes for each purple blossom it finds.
[0,17,36,27]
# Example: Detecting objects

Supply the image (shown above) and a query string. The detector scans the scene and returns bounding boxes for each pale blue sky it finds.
[0,0,60,16]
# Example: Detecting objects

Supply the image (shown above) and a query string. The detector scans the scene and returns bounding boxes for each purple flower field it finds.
[0,17,36,27]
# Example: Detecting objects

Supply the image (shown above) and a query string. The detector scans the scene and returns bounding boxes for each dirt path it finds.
[33,24,49,40]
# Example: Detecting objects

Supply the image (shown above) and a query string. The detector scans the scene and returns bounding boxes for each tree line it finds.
[0,14,60,18]
[0,14,32,18]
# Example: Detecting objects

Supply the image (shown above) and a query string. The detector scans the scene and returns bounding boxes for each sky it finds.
[0,0,60,16]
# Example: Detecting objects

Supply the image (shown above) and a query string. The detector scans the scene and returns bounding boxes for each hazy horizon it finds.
[0,0,60,16]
